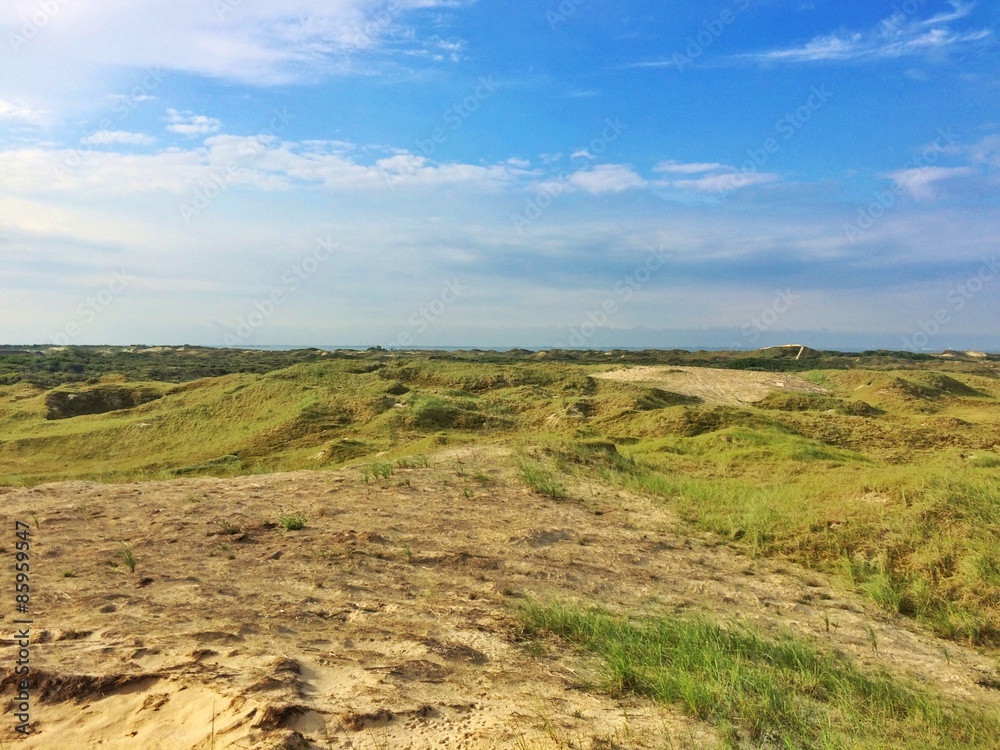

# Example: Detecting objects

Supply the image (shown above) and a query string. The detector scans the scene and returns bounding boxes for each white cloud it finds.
[733,1,991,65]
[1,145,997,347]
[671,172,779,193]
[965,135,1000,170]
[80,130,157,146]
[0,99,46,125]
[885,166,975,200]
[652,162,780,194]
[654,160,727,175]
[567,165,647,195]
[570,150,595,161]
[0,137,528,198]
[918,1,977,27]
[166,109,223,136]
[0,0,470,92]
[0,137,787,204]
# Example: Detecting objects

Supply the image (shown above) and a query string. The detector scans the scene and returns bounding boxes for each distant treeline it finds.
[0,346,329,388]
[0,344,983,390]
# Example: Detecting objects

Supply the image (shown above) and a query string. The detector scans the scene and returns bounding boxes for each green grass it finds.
[517,600,1000,749]
[279,513,307,531]
[969,453,1000,468]
[1,352,997,649]
[363,461,394,482]
[115,542,136,573]
[519,459,567,500]
[594,452,1000,645]
[395,454,430,469]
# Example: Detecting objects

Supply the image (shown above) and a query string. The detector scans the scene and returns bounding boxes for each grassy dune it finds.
[2,350,998,652]
[517,600,1000,749]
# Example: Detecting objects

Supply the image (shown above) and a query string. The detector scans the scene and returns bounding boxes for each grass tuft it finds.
[279,513,307,531]
[363,461,394,482]
[517,599,1000,749]
[216,519,241,535]
[519,460,567,500]
[115,542,137,573]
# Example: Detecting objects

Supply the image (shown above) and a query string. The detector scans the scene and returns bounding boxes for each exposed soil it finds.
[44,385,164,420]
[1,446,997,748]
[593,366,829,406]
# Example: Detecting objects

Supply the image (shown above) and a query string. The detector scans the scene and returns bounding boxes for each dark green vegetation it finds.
[1,347,998,650]
[518,600,1000,749]
[0,343,989,390]
[0,345,329,388]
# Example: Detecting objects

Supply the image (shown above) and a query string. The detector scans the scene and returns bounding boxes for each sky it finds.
[0,0,998,351]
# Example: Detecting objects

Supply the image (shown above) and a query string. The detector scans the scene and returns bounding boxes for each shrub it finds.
[279,513,307,531]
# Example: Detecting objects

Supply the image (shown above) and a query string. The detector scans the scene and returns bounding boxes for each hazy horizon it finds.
[5,333,1000,354]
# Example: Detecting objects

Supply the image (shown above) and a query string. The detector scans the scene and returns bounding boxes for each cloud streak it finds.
[652,161,780,194]
[733,1,991,65]
[885,165,977,200]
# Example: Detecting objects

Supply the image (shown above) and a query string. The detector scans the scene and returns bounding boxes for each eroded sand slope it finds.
[1,447,997,748]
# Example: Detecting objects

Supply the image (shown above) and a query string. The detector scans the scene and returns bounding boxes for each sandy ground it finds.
[1,446,997,749]
[593,366,828,406]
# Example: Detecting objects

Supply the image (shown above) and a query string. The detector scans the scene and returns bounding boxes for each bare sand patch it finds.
[594,365,829,406]
[1,446,996,748]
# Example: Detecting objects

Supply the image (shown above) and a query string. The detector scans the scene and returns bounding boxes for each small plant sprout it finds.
[939,645,951,665]
[864,622,879,657]
[116,543,137,573]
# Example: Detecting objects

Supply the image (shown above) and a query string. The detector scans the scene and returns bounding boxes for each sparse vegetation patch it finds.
[518,600,1000,749]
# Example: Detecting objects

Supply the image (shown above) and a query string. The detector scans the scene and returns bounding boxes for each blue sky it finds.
[1,0,998,350]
